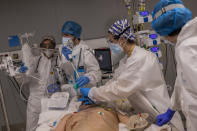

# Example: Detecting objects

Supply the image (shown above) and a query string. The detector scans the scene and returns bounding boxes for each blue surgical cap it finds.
[61,21,82,38]
[152,0,192,36]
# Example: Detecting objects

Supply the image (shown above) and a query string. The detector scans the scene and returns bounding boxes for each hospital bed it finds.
[35,85,175,131]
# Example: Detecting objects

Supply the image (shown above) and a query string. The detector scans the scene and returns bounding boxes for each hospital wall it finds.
[0,0,196,53]
[0,0,128,53]
[0,0,197,130]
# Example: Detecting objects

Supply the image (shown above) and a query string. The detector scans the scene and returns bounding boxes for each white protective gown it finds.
[60,41,101,87]
[22,44,64,131]
[171,17,197,131]
[89,46,184,131]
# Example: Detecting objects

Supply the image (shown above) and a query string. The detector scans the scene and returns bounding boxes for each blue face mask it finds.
[62,37,74,49]
[110,43,123,54]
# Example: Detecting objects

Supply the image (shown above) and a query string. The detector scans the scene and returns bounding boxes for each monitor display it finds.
[94,48,112,72]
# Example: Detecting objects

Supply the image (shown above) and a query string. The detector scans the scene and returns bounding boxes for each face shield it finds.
[40,39,56,58]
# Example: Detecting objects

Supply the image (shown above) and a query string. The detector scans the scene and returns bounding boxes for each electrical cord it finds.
[7,76,20,94]
[13,77,28,100]
[7,76,26,121]
[18,74,43,102]
[7,76,28,103]
[19,81,28,102]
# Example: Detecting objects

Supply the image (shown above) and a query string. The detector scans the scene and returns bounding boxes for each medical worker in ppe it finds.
[19,35,65,131]
[61,21,101,88]
[152,0,197,130]
[80,19,184,131]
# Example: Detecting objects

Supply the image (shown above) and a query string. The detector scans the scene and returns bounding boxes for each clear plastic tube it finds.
[70,61,80,78]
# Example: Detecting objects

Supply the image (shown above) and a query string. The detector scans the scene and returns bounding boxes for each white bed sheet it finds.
[36,96,81,131]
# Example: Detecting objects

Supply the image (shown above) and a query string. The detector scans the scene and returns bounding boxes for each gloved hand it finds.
[156,108,176,126]
[62,46,72,60]
[76,75,90,88]
[47,83,60,93]
[19,62,28,73]
[80,88,91,97]
[78,96,94,105]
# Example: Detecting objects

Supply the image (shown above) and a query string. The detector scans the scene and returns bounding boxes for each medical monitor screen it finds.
[94,48,112,72]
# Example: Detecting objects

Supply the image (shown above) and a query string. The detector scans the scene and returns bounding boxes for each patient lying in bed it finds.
[37,90,177,131]
[53,104,129,131]
[52,104,172,131]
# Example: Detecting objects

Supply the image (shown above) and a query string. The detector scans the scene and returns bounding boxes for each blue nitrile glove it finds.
[156,108,176,126]
[78,96,94,105]
[76,75,90,88]
[80,88,91,97]
[19,62,28,73]
[62,46,72,60]
[47,83,60,93]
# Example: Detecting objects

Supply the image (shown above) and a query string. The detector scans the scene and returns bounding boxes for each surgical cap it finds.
[108,19,130,36]
[152,0,192,36]
[40,35,56,49]
[121,29,136,42]
[41,35,56,44]
[61,21,82,38]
